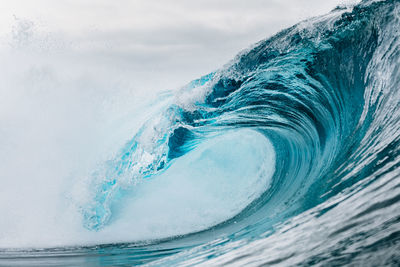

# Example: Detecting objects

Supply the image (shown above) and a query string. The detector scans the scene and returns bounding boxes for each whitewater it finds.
[1,0,400,266]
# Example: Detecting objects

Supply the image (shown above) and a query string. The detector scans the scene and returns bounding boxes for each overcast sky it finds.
[0,0,359,91]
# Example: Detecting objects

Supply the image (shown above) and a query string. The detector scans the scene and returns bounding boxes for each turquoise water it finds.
[1,0,400,266]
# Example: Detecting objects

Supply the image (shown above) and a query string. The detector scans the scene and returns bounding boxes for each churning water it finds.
[1,0,400,266]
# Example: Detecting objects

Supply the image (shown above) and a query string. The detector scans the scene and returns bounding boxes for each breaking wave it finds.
[1,0,400,266]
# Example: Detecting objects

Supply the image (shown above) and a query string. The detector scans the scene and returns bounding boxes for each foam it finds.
[0,127,275,248]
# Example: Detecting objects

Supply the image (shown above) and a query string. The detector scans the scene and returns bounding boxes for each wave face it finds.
[2,0,400,266]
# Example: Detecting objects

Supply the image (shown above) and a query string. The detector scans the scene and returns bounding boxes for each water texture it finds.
[1,0,400,266]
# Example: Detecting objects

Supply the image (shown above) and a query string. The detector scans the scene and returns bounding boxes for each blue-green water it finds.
[1,0,400,266]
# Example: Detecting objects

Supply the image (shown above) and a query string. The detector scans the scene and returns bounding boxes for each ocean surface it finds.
[1,0,400,266]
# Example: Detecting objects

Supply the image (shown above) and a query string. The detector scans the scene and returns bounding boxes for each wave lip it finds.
[2,0,400,266]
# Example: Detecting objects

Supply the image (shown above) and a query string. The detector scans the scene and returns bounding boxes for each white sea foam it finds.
[0,23,277,248]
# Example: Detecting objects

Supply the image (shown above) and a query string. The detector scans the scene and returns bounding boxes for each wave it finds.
[1,0,400,266]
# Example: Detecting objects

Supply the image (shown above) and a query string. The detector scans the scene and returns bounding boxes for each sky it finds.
[0,0,359,89]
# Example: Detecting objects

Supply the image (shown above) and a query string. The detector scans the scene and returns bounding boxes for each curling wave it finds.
[2,0,400,266]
